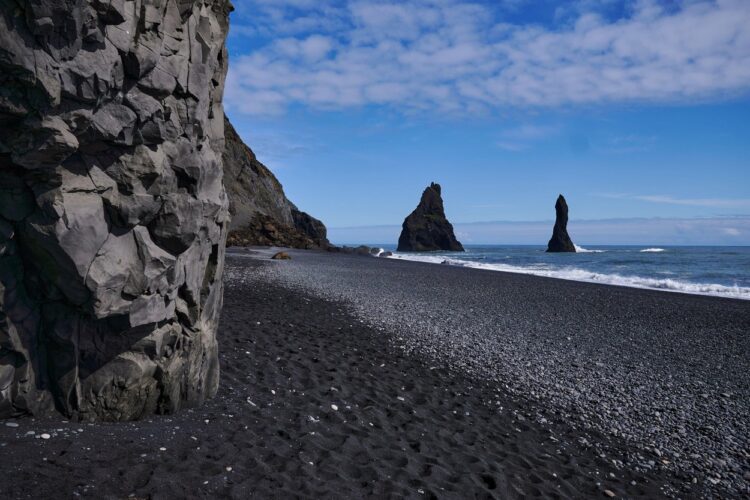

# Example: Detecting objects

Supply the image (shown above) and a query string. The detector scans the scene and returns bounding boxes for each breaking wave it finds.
[640,248,666,253]
[574,245,606,253]
[386,254,749,300]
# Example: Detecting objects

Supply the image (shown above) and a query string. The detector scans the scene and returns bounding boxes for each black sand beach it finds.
[1,251,748,498]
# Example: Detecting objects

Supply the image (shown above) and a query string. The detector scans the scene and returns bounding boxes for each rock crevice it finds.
[0,0,232,421]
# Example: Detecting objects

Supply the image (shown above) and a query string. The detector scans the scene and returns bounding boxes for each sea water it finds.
[379,245,750,300]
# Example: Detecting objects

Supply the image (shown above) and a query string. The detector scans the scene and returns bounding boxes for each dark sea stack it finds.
[223,117,329,249]
[397,183,464,252]
[546,195,577,253]
[0,0,232,421]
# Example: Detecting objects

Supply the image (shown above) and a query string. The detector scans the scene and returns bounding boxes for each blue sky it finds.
[225,0,750,245]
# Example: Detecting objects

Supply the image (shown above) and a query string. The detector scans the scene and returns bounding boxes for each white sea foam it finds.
[574,245,605,253]
[640,248,666,253]
[387,254,750,300]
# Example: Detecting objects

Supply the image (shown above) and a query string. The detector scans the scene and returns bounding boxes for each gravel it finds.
[226,248,750,498]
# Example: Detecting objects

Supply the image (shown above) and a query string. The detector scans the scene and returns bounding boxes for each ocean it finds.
[377,245,750,300]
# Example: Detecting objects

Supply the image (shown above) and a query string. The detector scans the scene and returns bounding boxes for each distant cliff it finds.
[547,195,576,253]
[223,117,329,249]
[398,183,464,252]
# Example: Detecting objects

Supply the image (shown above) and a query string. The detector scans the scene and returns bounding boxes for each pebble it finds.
[40,433,51,440]
[238,247,750,497]
[331,404,339,411]
[603,490,616,498]
[4,422,18,428]
[159,447,167,451]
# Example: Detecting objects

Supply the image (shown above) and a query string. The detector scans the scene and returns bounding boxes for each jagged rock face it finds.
[397,183,464,252]
[225,212,327,250]
[223,116,329,248]
[0,0,232,421]
[546,195,576,253]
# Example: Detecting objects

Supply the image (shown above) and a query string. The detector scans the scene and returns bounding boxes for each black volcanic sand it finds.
[247,248,750,498]
[0,257,688,499]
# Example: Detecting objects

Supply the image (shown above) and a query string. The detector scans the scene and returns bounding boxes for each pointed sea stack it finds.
[546,195,576,252]
[397,183,464,252]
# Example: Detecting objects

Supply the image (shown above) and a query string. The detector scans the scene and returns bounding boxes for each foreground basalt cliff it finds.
[546,195,576,253]
[0,0,232,420]
[223,117,329,249]
[398,183,464,252]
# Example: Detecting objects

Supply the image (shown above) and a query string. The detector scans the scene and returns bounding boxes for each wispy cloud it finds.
[598,193,750,208]
[227,0,750,116]
[599,134,657,154]
[635,195,750,208]
[496,124,560,151]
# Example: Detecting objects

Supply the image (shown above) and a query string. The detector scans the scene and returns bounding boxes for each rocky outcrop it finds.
[225,212,327,249]
[223,117,329,248]
[0,0,232,421]
[546,195,576,253]
[397,183,464,252]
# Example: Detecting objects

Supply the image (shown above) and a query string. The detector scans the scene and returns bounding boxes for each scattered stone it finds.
[603,489,616,497]
[271,252,292,260]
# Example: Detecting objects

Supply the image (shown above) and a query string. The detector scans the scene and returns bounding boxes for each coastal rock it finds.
[223,117,329,249]
[397,183,464,252]
[271,252,291,260]
[0,0,232,421]
[546,195,576,253]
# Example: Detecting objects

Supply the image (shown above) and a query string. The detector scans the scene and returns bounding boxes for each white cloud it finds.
[227,0,750,116]
[595,193,750,208]
[496,123,560,151]
[634,195,750,208]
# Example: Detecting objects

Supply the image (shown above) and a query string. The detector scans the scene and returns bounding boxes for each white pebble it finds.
[331,404,339,411]
[159,447,167,451]
[40,433,51,440]
[4,422,18,428]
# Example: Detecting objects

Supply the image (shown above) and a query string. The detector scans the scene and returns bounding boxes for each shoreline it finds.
[237,247,750,497]
[379,249,750,301]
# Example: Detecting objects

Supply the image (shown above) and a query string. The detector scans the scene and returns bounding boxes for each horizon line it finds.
[328,214,750,230]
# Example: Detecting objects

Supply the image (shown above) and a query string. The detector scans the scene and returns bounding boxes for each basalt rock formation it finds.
[546,195,576,253]
[223,117,329,249]
[397,183,464,252]
[0,0,232,421]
